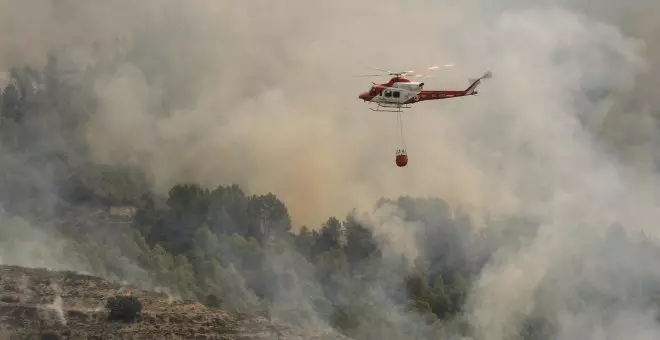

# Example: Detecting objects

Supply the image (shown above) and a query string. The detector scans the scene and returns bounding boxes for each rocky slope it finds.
[0,265,351,340]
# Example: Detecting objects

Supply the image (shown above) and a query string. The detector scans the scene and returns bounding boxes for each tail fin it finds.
[465,70,492,95]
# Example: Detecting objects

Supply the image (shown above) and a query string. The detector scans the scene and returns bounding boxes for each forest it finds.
[2,51,660,340]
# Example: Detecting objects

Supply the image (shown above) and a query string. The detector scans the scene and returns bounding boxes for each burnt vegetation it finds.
[2,51,660,339]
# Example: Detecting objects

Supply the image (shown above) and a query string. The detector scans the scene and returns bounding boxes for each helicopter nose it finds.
[358,92,367,100]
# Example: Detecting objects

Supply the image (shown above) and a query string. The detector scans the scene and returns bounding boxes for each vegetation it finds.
[2,50,660,339]
[39,331,62,340]
[106,295,143,322]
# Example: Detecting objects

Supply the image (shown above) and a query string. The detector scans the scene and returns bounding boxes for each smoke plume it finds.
[3,0,660,338]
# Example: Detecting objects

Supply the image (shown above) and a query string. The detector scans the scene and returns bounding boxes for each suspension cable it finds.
[397,111,406,151]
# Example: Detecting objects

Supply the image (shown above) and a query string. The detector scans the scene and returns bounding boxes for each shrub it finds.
[105,295,142,322]
[205,293,221,308]
[40,331,61,340]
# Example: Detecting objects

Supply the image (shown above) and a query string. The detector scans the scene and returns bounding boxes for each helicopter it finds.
[357,66,492,112]
[354,65,492,167]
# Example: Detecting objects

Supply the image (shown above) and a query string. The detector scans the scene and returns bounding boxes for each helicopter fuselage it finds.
[358,72,488,111]
[358,77,425,105]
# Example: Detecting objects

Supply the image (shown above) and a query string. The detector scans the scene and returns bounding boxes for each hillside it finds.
[0,265,350,340]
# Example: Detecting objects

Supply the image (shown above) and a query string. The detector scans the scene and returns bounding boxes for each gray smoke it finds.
[2,0,660,338]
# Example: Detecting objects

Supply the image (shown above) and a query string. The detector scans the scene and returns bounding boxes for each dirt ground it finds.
[0,265,350,340]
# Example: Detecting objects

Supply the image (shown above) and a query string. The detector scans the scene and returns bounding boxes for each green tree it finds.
[405,270,429,301]
[311,217,343,261]
[207,184,248,236]
[149,184,210,254]
[294,226,315,260]
[343,213,380,267]
[246,193,292,243]
[2,83,21,122]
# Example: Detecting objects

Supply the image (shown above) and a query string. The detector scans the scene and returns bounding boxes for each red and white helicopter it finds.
[354,65,492,167]
[357,65,492,112]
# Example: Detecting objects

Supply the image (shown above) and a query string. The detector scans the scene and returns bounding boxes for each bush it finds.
[105,295,143,322]
[40,331,61,340]
[330,305,360,333]
[205,293,221,308]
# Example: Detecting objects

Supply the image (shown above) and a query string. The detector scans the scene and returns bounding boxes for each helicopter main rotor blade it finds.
[365,66,390,73]
[358,63,455,79]
[351,74,385,77]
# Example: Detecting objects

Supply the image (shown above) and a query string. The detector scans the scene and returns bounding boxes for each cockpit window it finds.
[369,87,377,96]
